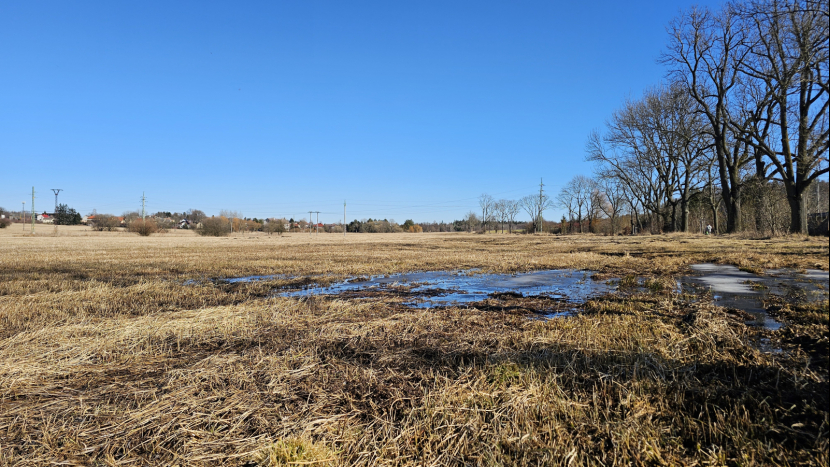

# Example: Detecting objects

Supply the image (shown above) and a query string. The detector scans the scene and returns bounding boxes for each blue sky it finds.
[0,0,723,223]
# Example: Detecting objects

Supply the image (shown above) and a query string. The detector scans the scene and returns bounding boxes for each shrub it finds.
[90,215,122,231]
[263,220,286,236]
[0,218,10,229]
[246,219,262,232]
[197,217,232,237]
[155,218,175,232]
[407,224,423,233]
[128,219,159,236]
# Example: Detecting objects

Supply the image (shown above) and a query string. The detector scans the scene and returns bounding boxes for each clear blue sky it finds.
[0,0,723,223]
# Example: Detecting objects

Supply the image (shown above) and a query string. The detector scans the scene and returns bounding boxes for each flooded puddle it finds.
[220,264,827,326]
[680,264,828,330]
[282,270,614,316]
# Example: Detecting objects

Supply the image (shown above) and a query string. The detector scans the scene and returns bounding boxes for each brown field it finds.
[1,226,828,466]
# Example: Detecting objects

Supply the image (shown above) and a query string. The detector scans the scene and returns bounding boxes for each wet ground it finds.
[283,270,615,317]
[221,265,828,328]
[680,264,828,330]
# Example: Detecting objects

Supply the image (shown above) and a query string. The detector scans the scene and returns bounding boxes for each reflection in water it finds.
[679,264,828,330]
[221,265,827,329]
[282,269,615,312]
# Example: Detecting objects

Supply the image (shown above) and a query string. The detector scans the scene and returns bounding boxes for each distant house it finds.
[37,213,53,224]
[178,219,192,229]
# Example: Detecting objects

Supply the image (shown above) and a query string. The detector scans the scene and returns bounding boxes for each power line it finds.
[51,189,63,211]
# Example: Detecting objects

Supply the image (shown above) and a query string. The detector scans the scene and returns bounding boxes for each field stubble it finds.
[0,229,827,465]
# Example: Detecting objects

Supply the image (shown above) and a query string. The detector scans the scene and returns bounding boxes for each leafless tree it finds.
[737,0,830,233]
[492,199,508,233]
[562,176,593,233]
[186,209,206,223]
[587,82,710,232]
[520,193,553,233]
[464,211,480,233]
[598,179,626,235]
[505,199,521,233]
[662,5,763,233]
[586,178,604,233]
[478,194,494,233]
[556,187,577,234]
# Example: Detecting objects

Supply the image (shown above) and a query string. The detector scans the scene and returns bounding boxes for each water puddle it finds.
[282,269,615,316]
[680,264,828,330]
[224,274,285,284]
[218,264,827,327]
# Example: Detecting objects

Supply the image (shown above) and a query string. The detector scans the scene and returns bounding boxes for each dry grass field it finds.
[1,226,827,466]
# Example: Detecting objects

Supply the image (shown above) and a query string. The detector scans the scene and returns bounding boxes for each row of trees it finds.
[473,191,556,233]
[585,0,827,235]
[553,172,828,236]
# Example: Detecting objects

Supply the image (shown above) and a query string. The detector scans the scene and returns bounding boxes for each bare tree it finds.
[463,211,480,233]
[598,179,626,235]
[493,200,509,233]
[564,176,593,233]
[738,0,830,233]
[478,194,494,233]
[186,209,206,224]
[520,193,552,233]
[586,178,604,233]
[662,5,761,233]
[556,187,577,234]
[587,82,710,232]
[505,199,521,233]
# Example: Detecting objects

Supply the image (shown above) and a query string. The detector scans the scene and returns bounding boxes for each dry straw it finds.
[0,229,827,465]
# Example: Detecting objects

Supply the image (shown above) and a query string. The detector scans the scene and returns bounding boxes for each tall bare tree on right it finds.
[739,0,829,233]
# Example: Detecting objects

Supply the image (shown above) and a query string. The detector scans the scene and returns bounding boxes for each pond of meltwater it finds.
[282,269,615,312]
[220,264,827,327]
[679,264,828,330]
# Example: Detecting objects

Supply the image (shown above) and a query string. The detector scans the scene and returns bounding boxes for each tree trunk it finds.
[670,202,678,232]
[787,184,808,234]
[726,194,741,233]
[711,203,719,234]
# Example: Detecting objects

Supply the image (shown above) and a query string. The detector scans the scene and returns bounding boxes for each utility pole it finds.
[537,178,544,233]
[22,202,25,232]
[344,200,346,238]
[51,189,63,211]
[314,211,320,236]
[141,192,146,221]
[31,187,36,233]
[308,211,313,237]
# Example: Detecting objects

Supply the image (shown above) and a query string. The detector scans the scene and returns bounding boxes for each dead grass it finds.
[0,231,827,465]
